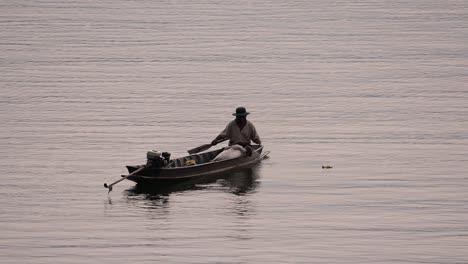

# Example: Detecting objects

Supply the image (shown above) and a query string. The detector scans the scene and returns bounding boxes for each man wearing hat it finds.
[211,107,262,148]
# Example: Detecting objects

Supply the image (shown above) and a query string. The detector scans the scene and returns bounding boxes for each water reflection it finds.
[125,167,260,198]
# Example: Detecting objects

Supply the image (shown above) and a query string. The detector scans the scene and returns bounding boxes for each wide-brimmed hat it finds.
[233,107,250,116]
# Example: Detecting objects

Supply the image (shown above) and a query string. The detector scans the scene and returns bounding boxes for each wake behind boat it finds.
[104,145,269,192]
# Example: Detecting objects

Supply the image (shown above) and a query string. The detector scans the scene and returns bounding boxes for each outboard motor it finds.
[146,150,170,168]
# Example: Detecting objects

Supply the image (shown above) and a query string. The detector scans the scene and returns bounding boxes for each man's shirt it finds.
[218,120,260,146]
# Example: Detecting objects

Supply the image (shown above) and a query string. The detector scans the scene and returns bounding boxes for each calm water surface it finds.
[1,1,467,263]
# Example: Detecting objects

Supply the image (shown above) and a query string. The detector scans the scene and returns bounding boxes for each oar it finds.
[104,166,146,193]
[187,138,227,154]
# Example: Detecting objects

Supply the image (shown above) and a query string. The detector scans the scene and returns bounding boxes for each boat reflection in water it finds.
[124,167,261,201]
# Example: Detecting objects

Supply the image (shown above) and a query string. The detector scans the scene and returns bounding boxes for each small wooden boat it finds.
[124,145,269,186]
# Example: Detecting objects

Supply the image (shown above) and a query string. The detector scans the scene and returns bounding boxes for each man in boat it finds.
[211,107,261,156]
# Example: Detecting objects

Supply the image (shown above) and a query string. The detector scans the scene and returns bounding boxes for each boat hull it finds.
[126,145,267,186]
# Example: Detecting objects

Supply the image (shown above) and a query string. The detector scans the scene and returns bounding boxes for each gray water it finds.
[1,1,468,263]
